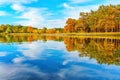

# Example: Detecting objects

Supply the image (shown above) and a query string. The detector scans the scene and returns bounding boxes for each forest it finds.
[64,4,120,33]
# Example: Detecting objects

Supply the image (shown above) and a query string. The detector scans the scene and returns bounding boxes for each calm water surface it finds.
[0,35,120,80]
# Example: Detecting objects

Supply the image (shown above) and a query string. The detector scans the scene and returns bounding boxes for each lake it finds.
[0,35,120,80]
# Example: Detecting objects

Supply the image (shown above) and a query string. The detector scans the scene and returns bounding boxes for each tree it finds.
[27,26,33,33]
[64,18,76,33]
[41,27,47,33]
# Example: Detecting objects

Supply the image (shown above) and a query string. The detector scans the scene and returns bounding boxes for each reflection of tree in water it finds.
[1,35,120,65]
[0,35,64,43]
[64,37,120,65]
[64,37,90,52]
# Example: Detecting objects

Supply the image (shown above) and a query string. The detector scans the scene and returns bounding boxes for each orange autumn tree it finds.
[27,26,33,33]
[64,18,76,33]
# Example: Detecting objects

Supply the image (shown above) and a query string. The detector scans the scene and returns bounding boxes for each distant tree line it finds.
[64,4,120,33]
[0,24,64,34]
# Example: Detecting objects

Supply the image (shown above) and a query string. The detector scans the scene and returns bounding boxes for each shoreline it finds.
[1,32,120,41]
[0,32,120,36]
[39,32,120,36]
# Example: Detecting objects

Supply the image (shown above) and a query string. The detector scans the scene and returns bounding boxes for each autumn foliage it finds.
[64,4,120,33]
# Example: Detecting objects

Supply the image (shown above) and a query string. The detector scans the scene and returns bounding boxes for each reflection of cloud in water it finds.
[0,63,49,80]
[18,41,44,59]
[0,62,120,80]
[58,65,120,80]
[17,41,66,60]
[12,57,25,63]
[62,51,97,65]
[44,41,66,50]
[11,41,66,64]
[0,63,67,80]
[0,52,8,56]
[0,41,120,80]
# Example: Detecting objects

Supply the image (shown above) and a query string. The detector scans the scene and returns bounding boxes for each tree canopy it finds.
[64,4,120,33]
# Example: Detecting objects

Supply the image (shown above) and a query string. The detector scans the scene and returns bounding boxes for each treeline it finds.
[64,4,120,33]
[0,24,64,34]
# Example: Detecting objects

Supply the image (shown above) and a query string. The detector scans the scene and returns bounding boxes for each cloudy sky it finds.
[0,0,120,28]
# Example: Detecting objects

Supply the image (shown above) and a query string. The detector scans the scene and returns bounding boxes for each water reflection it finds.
[64,37,120,65]
[1,35,120,65]
[0,35,64,43]
[0,35,120,80]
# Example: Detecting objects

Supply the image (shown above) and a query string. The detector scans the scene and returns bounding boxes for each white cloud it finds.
[15,5,65,28]
[15,8,47,27]
[63,3,73,9]
[106,0,120,5]
[61,3,98,19]
[11,4,25,12]
[0,11,9,16]
[42,19,66,28]
[11,0,38,4]
[0,0,37,5]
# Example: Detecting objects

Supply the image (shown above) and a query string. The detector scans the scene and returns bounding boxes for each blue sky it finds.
[0,0,120,28]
